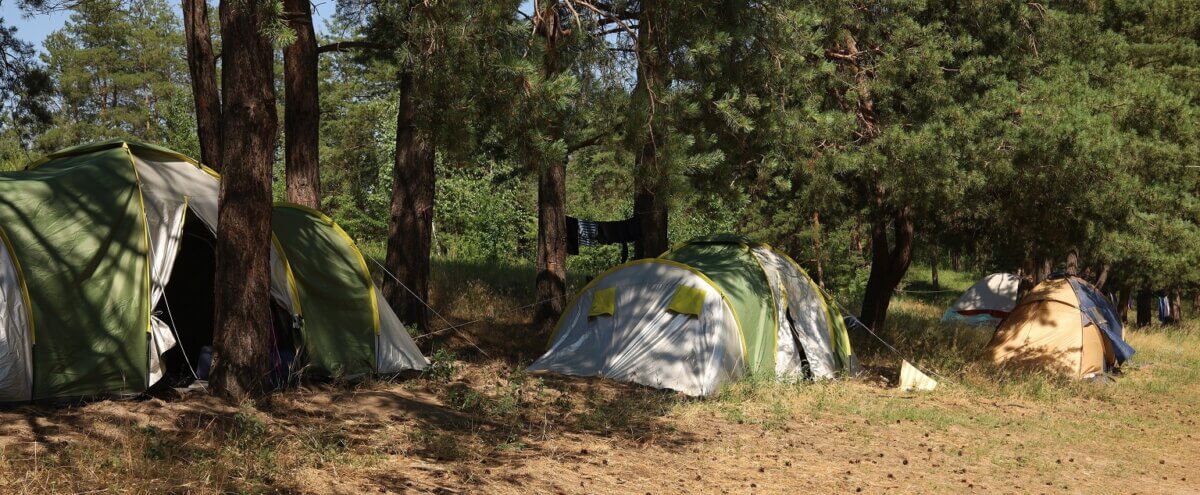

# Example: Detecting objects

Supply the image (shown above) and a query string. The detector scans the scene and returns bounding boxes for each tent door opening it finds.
[155,208,216,386]
[784,307,812,379]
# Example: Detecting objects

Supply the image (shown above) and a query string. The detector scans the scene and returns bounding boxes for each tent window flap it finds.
[589,287,616,317]
[668,285,705,317]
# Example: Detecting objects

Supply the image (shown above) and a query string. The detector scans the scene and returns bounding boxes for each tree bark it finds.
[210,0,279,400]
[1116,286,1131,324]
[930,245,940,290]
[283,0,321,208]
[858,206,914,331]
[631,0,668,258]
[182,0,222,168]
[531,3,568,339]
[1095,264,1110,290]
[811,211,825,288]
[382,72,434,337]
[1135,290,1154,328]
[1169,290,1183,323]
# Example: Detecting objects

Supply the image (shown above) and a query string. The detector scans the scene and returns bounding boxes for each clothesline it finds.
[813,284,948,383]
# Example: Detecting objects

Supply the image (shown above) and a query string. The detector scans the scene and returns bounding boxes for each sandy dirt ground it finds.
[1,341,1196,495]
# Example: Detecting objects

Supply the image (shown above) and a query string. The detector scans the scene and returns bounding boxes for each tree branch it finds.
[316,41,391,54]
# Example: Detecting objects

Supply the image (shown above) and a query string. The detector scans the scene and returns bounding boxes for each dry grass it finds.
[1,263,1198,494]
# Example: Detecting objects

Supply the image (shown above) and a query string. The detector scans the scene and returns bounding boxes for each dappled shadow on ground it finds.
[0,357,692,493]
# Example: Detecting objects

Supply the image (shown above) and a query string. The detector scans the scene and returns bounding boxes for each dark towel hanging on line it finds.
[567,216,641,261]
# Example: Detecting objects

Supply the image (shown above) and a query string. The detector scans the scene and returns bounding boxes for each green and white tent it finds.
[530,235,852,396]
[0,140,426,402]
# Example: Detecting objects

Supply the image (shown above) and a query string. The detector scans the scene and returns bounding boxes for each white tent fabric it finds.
[0,144,425,401]
[751,247,838,379]
[0,240,31,401]
[133,151,425,376]
[140,192,187,386]
[529,262,743,396]
[375,289,429,372]
[942,273,1021,326]
[133,154,298,315]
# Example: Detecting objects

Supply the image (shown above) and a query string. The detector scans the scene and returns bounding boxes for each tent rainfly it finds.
[0,140,426,402]
[530,235,853,396]
[942,273,1021,326]
[986,275,1134,378]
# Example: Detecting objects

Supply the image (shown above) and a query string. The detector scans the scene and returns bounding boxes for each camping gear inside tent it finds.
[529,235,853,396]
[985,275,1134,378]
[942,273,1021,326]
[0,140,426,402]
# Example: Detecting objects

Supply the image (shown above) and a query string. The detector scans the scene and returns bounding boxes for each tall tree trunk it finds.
[210,0,279,400]
[631,0,668,258]
[382,72,434,337]
[812,211,825,288]
[930,245,940,290]
[1065,249,1079,276]
[1135,290,1154,328]
[1095,264,1110,290]
[531,4,567,339]
[1116,286,1131,324]
[283,0,321,208]
[182,0,222,168]
[858,207,914,331]
[1169,290,1183,323]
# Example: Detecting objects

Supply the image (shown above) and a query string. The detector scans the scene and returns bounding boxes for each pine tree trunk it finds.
[1136,290,1154,328]
[930,245,940,290]
[182,0,222,168]
[1095,264,1110,290]
[534,157,567,339]
[1065,249,1079,276]
[210,0,279,400]
[1037,258,1052,283]
[812,211,825,288]
[858,207,914,331]
[382,72,433,336]
[1169,290,1183,323]
[531,4,567,339]
[1116,286,1131,324]
[283,0,321,208]
[632,0,668,259]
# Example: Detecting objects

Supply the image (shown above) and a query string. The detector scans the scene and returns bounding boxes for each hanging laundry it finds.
[566,216,642,261]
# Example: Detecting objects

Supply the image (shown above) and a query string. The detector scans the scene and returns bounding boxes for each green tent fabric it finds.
[271,204,378,377]
[533,234,853,396]
[661,238,777,374]
[0,147,151,400]
[0,140,426,402]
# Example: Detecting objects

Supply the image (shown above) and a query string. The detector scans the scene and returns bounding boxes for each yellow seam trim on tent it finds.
[768,244,854,362]
[271,234,304,315]
[125,145,154,336]
[175,196,191,257]
[742,244,780,370]
[27,140,222,180]
[657,241,688,259]
[548,258,750,362]
[274,202,379,335]
[0,224,35,345]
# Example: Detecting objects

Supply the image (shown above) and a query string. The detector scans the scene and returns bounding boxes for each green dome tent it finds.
[0,140,426,402]
[530,235,852,396]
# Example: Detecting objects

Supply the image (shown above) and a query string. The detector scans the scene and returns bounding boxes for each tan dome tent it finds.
[941,273,1020,326]
[0,140,426,402]
[985,275,1133,378]
[530,235,853,396]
